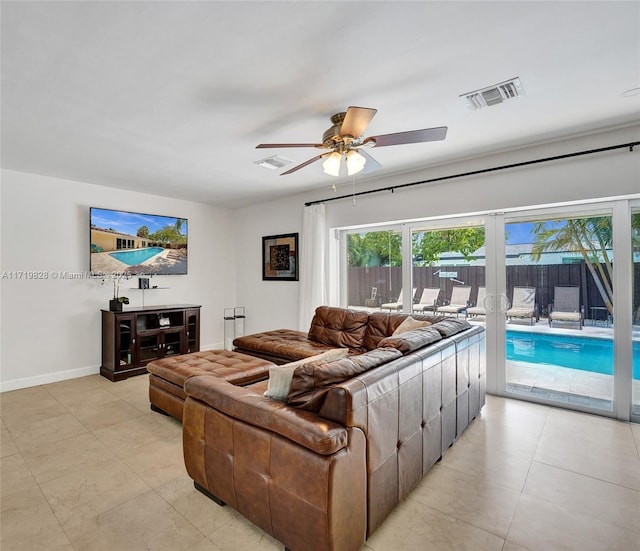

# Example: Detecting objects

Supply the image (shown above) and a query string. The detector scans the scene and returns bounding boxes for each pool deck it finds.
[90,248,187,275]
[501,319,640,413]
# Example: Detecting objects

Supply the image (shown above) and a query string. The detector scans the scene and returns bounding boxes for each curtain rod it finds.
[304,141,639,207]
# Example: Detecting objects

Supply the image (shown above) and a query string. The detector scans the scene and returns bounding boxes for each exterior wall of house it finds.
[0,170,235,390]
[90,228,149,251]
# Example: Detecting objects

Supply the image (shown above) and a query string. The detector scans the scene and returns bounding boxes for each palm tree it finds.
[174,218,186,235]
[531,217,614,314]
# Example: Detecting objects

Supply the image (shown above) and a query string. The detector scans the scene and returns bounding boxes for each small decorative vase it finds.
[109,299,123,312]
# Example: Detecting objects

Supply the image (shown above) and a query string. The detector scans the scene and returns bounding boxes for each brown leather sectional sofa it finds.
[181,306,485,551]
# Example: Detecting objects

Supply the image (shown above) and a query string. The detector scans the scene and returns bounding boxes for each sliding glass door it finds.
[502,212,615,412]
[338,198,638,420]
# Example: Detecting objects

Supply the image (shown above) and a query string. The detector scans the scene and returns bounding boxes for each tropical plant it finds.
[529,216,637,316]
[412,227,485,265]
[174,218,186,235]
[148,225,187,245]
[347,231,402,267]
[137,225,150,238]
[348,228,486,267]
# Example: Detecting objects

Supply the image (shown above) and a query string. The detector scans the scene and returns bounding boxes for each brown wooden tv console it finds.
[100,304,201,381]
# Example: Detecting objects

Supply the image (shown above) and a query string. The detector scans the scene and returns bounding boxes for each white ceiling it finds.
[2,1,639,209]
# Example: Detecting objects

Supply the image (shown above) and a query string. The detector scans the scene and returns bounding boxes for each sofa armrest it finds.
[184,375,348,455]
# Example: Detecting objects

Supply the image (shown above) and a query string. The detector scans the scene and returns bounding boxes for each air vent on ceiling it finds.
[254,154,294,170]
[461,77,525,110]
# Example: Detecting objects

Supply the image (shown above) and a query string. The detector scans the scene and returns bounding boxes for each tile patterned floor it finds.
[1,374,639,551]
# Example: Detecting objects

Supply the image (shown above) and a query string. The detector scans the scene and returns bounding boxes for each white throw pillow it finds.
[392,316,432,336]
[263,348,349,401]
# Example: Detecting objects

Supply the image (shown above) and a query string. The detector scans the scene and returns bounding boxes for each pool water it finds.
[109,247,164,265]
[506,331,640,379]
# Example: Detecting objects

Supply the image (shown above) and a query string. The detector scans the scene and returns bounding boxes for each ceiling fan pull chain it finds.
[352,176,356,206]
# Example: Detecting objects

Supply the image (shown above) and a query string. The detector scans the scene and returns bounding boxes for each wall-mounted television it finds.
[90,207,188,275]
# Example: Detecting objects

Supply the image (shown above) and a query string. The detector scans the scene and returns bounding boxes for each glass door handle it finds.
[498,294,510,313]
[483,294,510,312]
[483,295,495,312]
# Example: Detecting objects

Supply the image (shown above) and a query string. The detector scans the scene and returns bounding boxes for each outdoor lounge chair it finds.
[436,286,471,317]
[549,286,583,329]
[412,287,441,313]
[381,287,416,311]
[466,287,487,318]
[364,287,379,307]
[506,286,537,325]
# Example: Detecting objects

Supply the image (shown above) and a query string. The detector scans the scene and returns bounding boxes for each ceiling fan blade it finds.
[256,143,323,149]
[358,150,382,174]
[365,126,448,148]
[280,153,326,175]
[339,106,377,138]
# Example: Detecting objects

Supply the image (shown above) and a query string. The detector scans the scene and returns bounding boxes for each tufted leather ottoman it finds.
[148,350,275,421]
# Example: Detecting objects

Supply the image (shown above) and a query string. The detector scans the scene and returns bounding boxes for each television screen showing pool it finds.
[90,207,188,275]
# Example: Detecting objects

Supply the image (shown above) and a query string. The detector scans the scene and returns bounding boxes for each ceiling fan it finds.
[256,106,447,176]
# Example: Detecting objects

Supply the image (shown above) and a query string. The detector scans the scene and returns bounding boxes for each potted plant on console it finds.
[109,277,130,312]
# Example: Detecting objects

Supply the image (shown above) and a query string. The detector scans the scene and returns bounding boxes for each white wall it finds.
[0,170,235,391]
[320,125,640,229]
[232,194,303,336]
[234,125,640,329]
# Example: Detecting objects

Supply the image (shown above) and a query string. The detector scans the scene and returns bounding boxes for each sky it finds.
[506,220,567,245]
[505,222,535,245]
[90,208,187,236]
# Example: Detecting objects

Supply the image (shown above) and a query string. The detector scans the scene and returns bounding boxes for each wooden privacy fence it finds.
[348,263,640,319]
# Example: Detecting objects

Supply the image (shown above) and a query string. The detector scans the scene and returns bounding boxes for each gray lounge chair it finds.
[437,286,471,317]
[549,286,583,329]
[466,287,487,318]
[413,288,441,313]
[381,288,417,311]
[506,287,537,325]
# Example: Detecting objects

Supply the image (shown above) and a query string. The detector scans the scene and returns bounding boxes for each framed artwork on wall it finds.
[262,233,298,281]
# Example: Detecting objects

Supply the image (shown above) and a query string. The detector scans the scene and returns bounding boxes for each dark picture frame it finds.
[262,233,298,281]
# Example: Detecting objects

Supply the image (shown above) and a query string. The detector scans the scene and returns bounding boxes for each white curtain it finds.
[298,203,327,330]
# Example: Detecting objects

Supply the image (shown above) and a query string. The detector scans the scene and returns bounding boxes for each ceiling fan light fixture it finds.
[346,150,366,175]
[256,106,448,176]
[322,151,342,177]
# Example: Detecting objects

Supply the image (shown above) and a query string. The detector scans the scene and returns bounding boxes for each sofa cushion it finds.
[430,318,472,337]
[288,348,403,411]
[264,348,349,401]
[233,329,340,363]
[362,311,443,350]
[307,306,370,352]
[184,376,349,455]
[378,327,442,354]
[392,316,432,335]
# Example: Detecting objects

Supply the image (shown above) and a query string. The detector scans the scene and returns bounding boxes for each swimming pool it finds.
[109,247,164,265]
[506,331,640,379]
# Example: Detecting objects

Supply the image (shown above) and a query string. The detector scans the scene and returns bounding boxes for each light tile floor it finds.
[1,374,639,551]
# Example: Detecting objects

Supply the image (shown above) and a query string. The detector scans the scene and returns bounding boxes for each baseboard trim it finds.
[0,365,100,393]
[1,343,224,393]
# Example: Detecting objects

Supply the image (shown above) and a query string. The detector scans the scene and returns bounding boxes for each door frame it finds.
[498,199,634,421]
